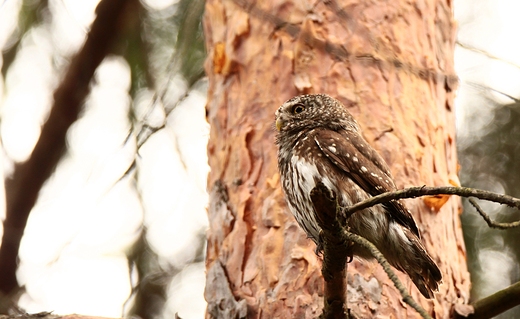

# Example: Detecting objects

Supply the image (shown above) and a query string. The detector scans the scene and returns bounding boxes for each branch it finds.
[310,183,432,319]
[344,186,520,219]
[468,198,520,229]
[310,183,352,319]
[119,86,193,181]
[0,0,138,295]
[454,281,520,319]
[342,186,520,318]
[343,231,433,319]
[456,41,520,74]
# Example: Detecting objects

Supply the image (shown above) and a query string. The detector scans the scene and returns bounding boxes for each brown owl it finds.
[275,94,441,298]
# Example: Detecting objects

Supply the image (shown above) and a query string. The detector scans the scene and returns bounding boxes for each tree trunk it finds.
[203,0,470,318]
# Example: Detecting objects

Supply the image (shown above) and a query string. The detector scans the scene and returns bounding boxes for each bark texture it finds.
[203,0,470,318]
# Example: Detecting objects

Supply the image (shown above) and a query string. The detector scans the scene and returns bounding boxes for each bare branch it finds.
[468,198,520,229]
[310,182,434,319]
[336,185,520,318]
[344,186,520,220]
[119,87,193,181]
[455,281,520,319]
[0,0,139,295]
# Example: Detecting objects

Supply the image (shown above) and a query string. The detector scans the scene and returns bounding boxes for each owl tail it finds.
[403,238,442,299]
[384,224,442,299]
[407,251,442,299]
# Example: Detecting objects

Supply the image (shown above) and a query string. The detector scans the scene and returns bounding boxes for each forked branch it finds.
[311,184,520,319]
[310,182,433,319]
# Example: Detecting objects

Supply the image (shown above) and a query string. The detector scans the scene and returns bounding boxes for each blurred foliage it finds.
[1,0,207,317]
[127,231,168,319]
[124,1,207,318]
[1,0,49,77]
[172,0,206,87]
[141,0,206,90]
[459,95,520,318]
[119,2,153,96]
[119,0,206,96]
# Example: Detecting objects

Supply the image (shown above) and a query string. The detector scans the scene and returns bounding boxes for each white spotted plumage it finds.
[275,94,442,299]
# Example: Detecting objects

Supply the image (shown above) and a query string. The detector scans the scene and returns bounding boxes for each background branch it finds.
[468,198,520,229]
[455,281,520,319]
[0,0,138,295]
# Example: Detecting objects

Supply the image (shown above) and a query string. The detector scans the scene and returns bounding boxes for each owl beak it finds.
[276,118,284,131]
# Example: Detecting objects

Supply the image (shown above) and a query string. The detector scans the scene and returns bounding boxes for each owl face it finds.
[275,94,359,134]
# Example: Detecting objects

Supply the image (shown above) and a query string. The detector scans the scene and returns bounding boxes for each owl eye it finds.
[291,104,305,114]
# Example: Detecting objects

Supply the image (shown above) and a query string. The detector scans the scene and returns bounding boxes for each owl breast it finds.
[280,151,343,242]
[280,147,389,251]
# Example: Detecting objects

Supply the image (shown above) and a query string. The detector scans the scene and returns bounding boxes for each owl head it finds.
[275,94,360,134]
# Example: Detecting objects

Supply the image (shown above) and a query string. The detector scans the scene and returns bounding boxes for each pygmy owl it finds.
[275,94,442,298]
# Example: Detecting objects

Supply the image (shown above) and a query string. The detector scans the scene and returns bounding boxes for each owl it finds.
[275,94,442,298]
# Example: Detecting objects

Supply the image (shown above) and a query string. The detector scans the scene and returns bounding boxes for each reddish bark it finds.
[204,0,470,317]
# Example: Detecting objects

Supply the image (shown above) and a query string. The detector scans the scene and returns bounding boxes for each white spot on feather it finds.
[353,157,358,162]
[328,146,337,153]
[360,166,368,173]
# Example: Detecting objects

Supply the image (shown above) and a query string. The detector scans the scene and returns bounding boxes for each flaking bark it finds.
[203,0,470,317]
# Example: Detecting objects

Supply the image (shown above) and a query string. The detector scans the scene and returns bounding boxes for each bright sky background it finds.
[454,0,520,305]
[1,0,208,318]
[0,0,519,318]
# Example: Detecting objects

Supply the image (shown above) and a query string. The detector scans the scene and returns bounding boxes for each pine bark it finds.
[203,0,470,318]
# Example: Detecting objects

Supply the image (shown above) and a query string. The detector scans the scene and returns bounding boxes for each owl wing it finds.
[313,128,420,237]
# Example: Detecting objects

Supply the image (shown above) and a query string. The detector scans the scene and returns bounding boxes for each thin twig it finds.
[343,231,433,319]
[119,86,194,181]
[456,41,520,73]
[468,198,520,229]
